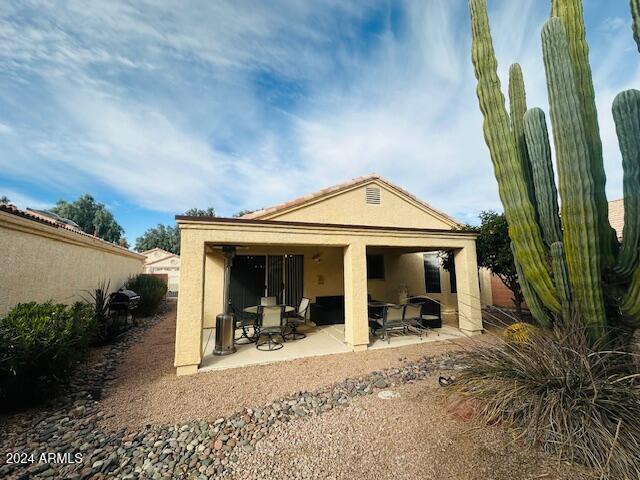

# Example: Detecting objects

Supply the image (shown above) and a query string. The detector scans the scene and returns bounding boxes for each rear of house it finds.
[174,175,486,375]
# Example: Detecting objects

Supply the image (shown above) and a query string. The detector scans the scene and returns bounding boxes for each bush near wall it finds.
[0,302,95,411]
[125,274,167,317]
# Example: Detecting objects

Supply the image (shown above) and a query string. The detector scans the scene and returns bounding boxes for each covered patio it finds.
[174,216,483,375]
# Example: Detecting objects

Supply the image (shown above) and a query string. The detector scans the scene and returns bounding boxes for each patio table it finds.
[367,301,395,307]
[243,305,295,314]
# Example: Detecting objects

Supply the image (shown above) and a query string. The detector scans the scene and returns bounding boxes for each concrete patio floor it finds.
[199,323,465,372]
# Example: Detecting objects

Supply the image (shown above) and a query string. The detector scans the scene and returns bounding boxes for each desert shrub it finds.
[124,274,167,316]
[0,302,95,410]
[84,280,122,346]
[452,322,640,479]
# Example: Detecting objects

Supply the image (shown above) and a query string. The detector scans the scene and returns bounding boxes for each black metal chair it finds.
[233,305,258,344]
[256,305,286,351]
[371,304,405,343]
[284,297,310,340]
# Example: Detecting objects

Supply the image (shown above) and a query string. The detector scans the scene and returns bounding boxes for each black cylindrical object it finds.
[213,313,236,355]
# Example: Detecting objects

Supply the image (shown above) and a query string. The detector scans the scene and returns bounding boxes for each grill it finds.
[109,289,140,326]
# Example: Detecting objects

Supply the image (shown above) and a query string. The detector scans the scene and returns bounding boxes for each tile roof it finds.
[0,203,139,256]
[608,198,624,240]
[240,173,460,226]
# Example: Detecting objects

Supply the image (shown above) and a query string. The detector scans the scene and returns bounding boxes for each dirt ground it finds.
[98,305,593,480]
[100,303,489,431]
[229,381,593,480]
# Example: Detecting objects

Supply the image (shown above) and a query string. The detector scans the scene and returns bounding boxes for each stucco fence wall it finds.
[0,211,144,317]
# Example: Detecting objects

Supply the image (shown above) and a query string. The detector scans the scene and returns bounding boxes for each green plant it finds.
[468,0,640,341]
[83,280,123,345]
[125,274,167,316]
[442,212,525,315]
[0,302,95,410]
[452,322,640,478]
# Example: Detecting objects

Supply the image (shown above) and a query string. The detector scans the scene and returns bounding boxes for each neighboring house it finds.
[490,198,626,309]
[142,248,180,294]
[174,174,486,375]
[608,198,624,240]
[0,204,144,317]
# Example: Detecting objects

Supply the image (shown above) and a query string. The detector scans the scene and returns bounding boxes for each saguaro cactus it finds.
[468,0,640,340]
[632,0,640,52]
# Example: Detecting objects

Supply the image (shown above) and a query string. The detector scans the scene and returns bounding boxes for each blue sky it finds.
[0,0,638,244]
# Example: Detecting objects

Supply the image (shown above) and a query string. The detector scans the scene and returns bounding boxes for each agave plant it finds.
[468,0,640,341]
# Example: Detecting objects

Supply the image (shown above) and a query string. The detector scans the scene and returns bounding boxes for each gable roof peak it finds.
[240,174,459,227]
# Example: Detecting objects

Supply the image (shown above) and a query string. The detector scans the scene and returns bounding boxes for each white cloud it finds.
[0,122,12,134]
[0,0,636,221]
[0,188,51,210]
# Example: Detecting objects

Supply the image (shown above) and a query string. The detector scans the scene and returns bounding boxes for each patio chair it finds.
[256,305,285,351]
[284,297,310,341]
[371,304,405,343]
[402,303,430,338]
[233,305,258,344]
[260,296,277,306]
[408,297,442,328]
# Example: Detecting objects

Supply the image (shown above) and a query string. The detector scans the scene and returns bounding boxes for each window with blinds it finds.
[365,186,381,204]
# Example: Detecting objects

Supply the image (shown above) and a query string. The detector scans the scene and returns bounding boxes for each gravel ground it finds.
[0,304,594,479]
[228,381,592,480]
[100,303,485,431]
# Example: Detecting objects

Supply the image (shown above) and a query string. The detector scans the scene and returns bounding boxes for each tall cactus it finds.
[632,0,640,52]
[613,90,640,278]
[524,108,562,246]
[468,0,640,341]
[551,0,617,271]
[541,18,606,338]
[469,0,560,314]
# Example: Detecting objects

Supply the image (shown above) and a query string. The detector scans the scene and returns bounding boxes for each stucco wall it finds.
[0,211,144,317]
[263,182,455,230]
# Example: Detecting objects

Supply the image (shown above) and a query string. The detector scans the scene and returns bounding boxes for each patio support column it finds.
[343,242,369,351]
[454,242,483,335]
[174,230,206,375]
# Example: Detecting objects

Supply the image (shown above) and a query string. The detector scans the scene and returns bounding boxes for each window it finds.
[423,253,441,293]
[365,186,381,204]
[367,254,385,279]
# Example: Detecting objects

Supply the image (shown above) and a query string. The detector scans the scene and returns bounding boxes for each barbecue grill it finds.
[109,289,140,327]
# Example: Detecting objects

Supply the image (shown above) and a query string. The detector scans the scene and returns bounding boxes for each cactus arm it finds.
[541,18,606,340]
[512,244,553,327]
[509,64,536,207]
[469,0,560,313]
[613,90,640,278]
[524,108,563,246]
[621,267,640,318]
[632,0,640,52]
[551,0,616,270]
[551,242,571,322]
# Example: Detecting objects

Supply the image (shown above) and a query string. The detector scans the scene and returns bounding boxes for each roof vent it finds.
[365,186,381,204]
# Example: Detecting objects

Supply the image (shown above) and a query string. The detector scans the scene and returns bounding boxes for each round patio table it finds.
[243,305,295,314]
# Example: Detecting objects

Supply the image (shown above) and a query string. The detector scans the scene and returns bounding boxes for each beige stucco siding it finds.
[0,211,144,317]
[174,220,482,374]
[264,183,455,230]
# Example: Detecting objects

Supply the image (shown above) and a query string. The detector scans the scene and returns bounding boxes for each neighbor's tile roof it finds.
[240,173,460,226]
[608,198,624,240]
[0,203,137,255]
